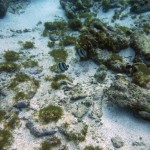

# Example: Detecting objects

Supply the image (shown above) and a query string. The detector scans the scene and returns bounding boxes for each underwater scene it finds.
[0,0,150,149]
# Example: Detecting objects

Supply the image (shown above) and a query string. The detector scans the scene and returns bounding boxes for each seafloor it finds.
[0,0,150,150]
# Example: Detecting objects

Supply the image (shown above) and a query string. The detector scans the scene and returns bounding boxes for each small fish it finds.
[57,62,69,72]
[76,49,87,58]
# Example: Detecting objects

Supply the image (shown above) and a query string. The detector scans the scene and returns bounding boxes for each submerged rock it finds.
[111,136,124,148]
[131,33,150,62]
[94,64,107,83]
[0,0,9,18]
[105,77,150,121]
[13,100,29,110]
[26,121,57,137]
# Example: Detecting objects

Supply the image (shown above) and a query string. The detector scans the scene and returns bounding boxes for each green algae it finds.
[0,129,13,149]
[49,48,68,62]
[0,62,20,73]
[39,105,63,123]
[4,50,19,62]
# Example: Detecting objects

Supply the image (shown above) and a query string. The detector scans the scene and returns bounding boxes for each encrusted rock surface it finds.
[105,77,150,120]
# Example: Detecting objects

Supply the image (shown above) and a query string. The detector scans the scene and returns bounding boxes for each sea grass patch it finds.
[4,50,19,62]
[39,105,63,123]
[49,48,68,62]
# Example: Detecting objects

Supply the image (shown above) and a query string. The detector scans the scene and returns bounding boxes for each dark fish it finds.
[57,62,69,72]
[76,49,87,58]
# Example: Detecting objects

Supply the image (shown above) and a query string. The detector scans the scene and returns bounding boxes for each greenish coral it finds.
[22,41,34,49]
[59,36,76,46]
[4,50,19,62]
[39,105,63,123]
[0,62,20,73]
[22,60,38,68]
[0,129,13,149]
[49,48,68,62]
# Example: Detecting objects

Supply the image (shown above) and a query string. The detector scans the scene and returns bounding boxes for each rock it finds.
[105,77,150,121]
[0,0,9,18]
[111,136,124,148]
[60,0,92,19]
[130,0,150,13]
[26,121,57,137]
[88,100,103,120]
[94,65,107,83]
[72,103,89,119]
[130,33,150,62]
[13,100,29,110]
[69,84,87,101]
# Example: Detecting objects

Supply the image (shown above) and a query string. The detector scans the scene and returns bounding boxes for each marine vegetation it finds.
[132,63,150,87]
[68,18,82,31]
[4,50,19,62]
[61,125,88,143]
[49,48,68,62]
[13,92,27,101]
[22,60,39,68]
[143,23,150,34]
[22,41,35,49]
[59,36,76,46]
[83,145,103,150]
[39,105,63,123]
[108,53,123,62]
[39,136,61,150]
[4,113,20,130]
[51,74,70,89]
[9,73,39,89]
[44,20,67,31]
[0,129,13,149]
[0,62,20,73]
[0,110,6,121]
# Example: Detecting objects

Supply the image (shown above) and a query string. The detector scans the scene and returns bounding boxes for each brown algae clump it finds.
[22,41,35,49]
[0,62,20,73]
[4,50,19,62]
[0,129,13,149]
[39,105,63,123]
[49,48,68,62]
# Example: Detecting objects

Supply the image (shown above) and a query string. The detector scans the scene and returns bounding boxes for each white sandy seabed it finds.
[0,0,150,150]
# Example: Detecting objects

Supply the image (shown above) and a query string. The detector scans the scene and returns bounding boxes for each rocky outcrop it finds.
[77,21,130,61]
[130,0,150,13]
[131,33,150,62]
[105,77,150,121]
[0,0,9,18]
[60,0,92,19]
